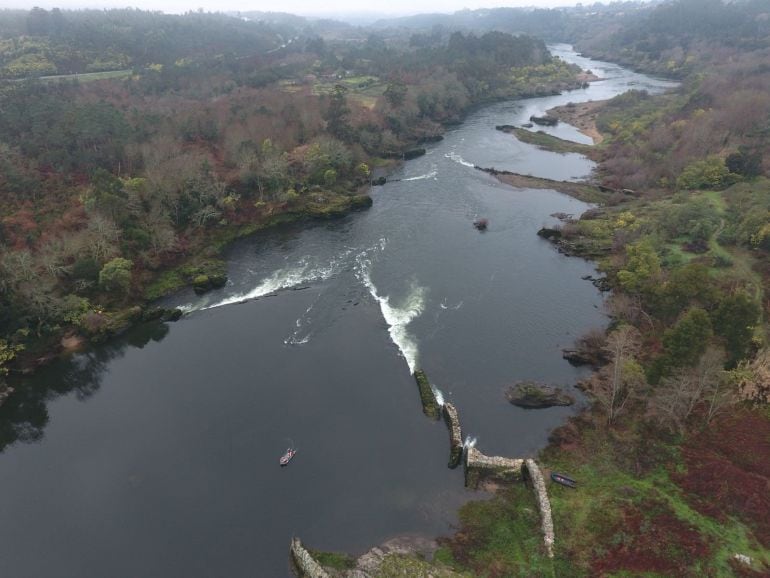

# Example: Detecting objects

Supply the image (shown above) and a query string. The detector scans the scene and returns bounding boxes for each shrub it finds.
[98,258,133,295]
[676,156,737,190]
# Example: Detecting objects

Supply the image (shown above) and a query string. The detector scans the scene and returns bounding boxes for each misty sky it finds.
[0,0,591,17]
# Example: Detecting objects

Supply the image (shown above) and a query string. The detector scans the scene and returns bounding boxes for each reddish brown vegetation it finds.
[673,408,770,547]
[592,498,711,575]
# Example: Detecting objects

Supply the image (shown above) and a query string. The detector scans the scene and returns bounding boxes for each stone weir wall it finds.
[443,402,463,468]
[464,446,524,489]
[413,370,441,419]
[290,537,330,578]
[525,459,555,558]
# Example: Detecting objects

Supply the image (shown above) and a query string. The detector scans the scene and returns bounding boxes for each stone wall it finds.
[443,402,463,468]
[464,446,523,488]
[413,370,440,419]
[524,459,555,558]
[290,537,331,578]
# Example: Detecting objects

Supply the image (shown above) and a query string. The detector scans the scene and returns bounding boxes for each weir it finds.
[290,537,330,578]
[464,446,524,488]
[413,370,441,419]
[462,449,556,558]
[443,402,463,468]
[525,460,555,558]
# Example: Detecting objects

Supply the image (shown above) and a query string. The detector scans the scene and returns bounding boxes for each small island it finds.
[505,381,575,409]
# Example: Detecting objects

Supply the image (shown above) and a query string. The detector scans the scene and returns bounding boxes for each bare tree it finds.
[143,201,177,255]
[590,325,644,425]
[605,293,654,330]
[85,214,120,262]
[652,346,726,432]
[38,239,71,280]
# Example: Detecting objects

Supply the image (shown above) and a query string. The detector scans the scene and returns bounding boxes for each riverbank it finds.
[443,78,770,574]
[4,190,373,381]
[298,57,770,576]
[475,166,607,204]
[547,100,608,145]
[0,60,599,385]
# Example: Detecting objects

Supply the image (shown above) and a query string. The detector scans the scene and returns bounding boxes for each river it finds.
[0,46,675,577]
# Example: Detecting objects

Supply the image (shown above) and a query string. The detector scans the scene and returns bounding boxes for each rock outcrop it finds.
[192,273,228,295]
[529,114,559,126]
[525,460,555,558]
[290,538,330,578]
[505,382,575,409]
[403,147,426,160]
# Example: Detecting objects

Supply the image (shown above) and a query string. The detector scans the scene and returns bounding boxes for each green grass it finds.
[308,549,356,570]
[376,554,471,577]
[511,128,596,156]
[445,484,577,577]
[310,76,386,109]
[539,426,770,576]
[661,242,698,267]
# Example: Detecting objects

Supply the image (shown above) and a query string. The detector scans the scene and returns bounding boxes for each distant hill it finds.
[0,8,283,79]
[369,3,657,42]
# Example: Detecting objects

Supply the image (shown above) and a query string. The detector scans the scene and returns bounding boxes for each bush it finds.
[676,156,737,190]
[98,258,133,295]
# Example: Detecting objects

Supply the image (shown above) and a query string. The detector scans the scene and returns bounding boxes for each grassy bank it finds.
[476,166,608,204]
[499,126,598,158]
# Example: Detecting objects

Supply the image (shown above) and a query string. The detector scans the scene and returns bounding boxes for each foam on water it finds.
[180,250,353,313]
[463,435,478,450]
[445,151,475,168]
[439,299,464,311]
[355,240,426,374]
[401,165,438,181]
[284,302,315,346]
[431,385,445,407]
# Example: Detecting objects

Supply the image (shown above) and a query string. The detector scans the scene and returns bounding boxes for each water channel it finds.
[0,45,676,577]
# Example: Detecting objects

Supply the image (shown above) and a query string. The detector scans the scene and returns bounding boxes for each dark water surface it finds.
[0,47,675,577]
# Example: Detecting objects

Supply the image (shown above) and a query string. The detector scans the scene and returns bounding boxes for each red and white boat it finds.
[279,448,297,466]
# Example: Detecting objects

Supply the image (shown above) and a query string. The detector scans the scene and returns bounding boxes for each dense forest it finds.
[0,8,586,386]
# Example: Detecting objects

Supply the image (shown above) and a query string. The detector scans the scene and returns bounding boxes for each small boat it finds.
[550,472,577,488]
[473,218,488,231]
[279,448,297,466]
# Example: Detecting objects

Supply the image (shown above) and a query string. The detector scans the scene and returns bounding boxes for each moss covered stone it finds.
[505,382,575,409]
[414,369,440,420]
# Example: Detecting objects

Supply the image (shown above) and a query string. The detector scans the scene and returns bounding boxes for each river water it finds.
[0,46,675,577]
